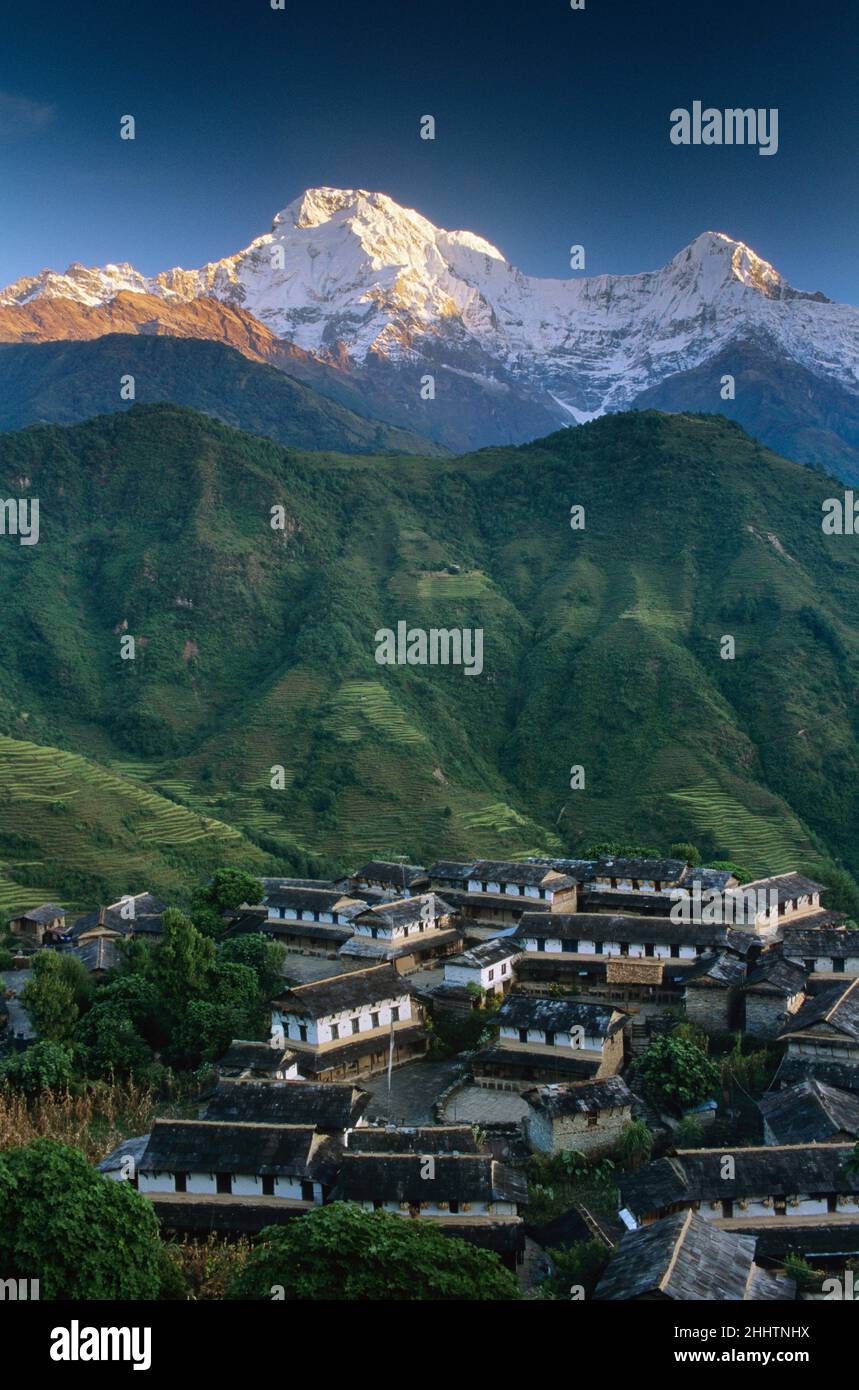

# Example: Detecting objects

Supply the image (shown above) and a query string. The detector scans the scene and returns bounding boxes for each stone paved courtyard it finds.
[441,1084,531,1126]
[360,1058,461,1125]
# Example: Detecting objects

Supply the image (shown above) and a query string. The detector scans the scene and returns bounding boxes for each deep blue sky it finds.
[2,0,856,300]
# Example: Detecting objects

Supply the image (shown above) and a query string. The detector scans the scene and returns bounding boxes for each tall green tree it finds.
[0,1140,164,1299]
[21,952,86,1043]
[226,1203,520,1301]
[633,1035,719,1114]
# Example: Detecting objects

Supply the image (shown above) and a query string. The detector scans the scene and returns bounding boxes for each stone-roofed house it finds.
[338,894,461,972]
[69,893,168,943]
[777,977,859,1072]
[474,994,626,1089]
[69,936,121,977]
[330,1152,527,1264]
[466,861,578,910]
[9,903,67,947]
[782,926,859,979]
[759,1078,859,1146]
[271,964,428,1081]
[743,951,808,1039]
[524,1076,634,1156]
[204,1078,369,1131]
[588,857,689,895]
[215,1039,300,1082]
[346,861,429,898]
[618,1143,859,1259]
[594,1210,795,1301]
[136,1119,341,1233]
[684,952,747,1035]
[439,939,520,1002]
[512,911,719,1004]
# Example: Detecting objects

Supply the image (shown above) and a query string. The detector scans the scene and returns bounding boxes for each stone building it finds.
[524,1075,634,1156]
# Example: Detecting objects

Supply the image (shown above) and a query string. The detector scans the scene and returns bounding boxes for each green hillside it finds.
[0,402,857,908]
[0,335,446,457]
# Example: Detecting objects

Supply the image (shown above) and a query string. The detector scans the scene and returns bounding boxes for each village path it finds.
[1,969,35,1042]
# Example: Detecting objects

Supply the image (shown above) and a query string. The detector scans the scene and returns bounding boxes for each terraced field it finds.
[668,780,819,875]
[0,736,265,912]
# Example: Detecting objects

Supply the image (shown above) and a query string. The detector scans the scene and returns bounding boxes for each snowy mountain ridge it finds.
[2,187,857,419]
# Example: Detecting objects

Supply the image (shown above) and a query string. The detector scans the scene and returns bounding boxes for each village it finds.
[4,851,859,1301]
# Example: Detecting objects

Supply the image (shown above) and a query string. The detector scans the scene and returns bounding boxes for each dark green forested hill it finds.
[0,402,857,908]
[0,335,446,457]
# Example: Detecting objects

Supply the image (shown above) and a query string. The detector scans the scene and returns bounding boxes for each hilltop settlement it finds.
[5,851,859,1301]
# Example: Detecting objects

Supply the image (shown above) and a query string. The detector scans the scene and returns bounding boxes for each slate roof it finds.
[467,861,558,888]
[267,921,355,944]
[496,994,624,1038]
[744,952,808,996]
[619,1144,859,1219]
[759,1079,859,1145]
[592,857,688,883]
[434,890,548,915]
[579,891,681,916]
[331,1153,527,1205]
[262,878,337,893]
[351,862,428,889]
[684,868,738,892]
[140,1120,324,1177]
[445,940,521,970]
[594,1211,794,1302]
[685,952,747,988]
[70,937,120,974]
[514,912,722,947]
[346,1126,480,1154]
[97,1134,150,1174]
[352,895,454,930]
[203,1079,369,1129]
[774,1055,859,1096]
[12,903,65,924]
[217,1040,296,1076]
[524,1076,633,1118]
[275,964,412,1017]
[778,978,859,1042]
[426,861,477,881]
[70,893,168,939]
[740,873,826,905]
[264,887,366,916]
[782,926,858,959]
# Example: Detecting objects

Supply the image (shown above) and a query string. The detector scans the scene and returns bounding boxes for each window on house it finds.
[351,1018,360,1034]
[391,1006,400,1022]
[518,1028,528,1044]
[449,1200,460,1214]
[330,1022,340,1040]
[587,1115,598,1129]
[262,1175,275,1196]
[545,1030,555,1047]
[562,940,575,953]
[371,1012,380,1029]
[537,938,545,952]
[301,1181,315,1202]
[488,969,495,981]
[298,1025,307,1043]
[834,959,845,973]
[216,1173,232,1195]
[174,1173,187,1193]
[373,1199,383,1211]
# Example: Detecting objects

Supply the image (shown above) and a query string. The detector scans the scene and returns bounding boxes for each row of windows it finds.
[167,1173,316,1200]
[530,940,707,956]
[289,1007,402,1043]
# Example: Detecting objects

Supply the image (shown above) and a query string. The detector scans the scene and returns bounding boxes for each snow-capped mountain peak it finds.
[0,188,854,416]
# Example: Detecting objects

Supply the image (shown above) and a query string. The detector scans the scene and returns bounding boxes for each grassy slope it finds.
[0,403,857,908]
